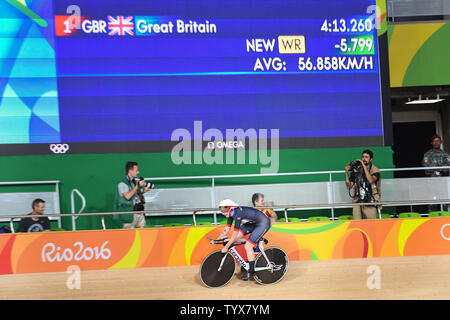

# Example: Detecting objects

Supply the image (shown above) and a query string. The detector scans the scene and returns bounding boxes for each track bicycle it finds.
[199,237,288,288]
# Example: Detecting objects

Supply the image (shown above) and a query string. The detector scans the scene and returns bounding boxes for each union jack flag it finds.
[108,16,134,36]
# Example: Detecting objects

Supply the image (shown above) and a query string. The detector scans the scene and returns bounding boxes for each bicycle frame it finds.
[217,241,274,273]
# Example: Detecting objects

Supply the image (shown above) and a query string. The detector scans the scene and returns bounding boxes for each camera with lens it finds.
[349,160,363,172]
[133,177,155,211]
[136,177,155,190]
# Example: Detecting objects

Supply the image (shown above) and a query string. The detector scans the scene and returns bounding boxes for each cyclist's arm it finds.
[218,216,234,240]
[222,230,239,252]
[218,226,230,240]
[222,215,241,252]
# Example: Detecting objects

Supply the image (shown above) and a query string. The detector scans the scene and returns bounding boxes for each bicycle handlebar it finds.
[207,237,246,247]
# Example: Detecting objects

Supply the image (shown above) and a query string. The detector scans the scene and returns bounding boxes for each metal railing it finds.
[2,198,450,233]
[143,165,450,220]
[2,166,449,232]
[70,189,86,231]
[387,0,450,23]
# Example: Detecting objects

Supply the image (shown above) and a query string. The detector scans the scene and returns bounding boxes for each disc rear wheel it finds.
[253,247,288,285]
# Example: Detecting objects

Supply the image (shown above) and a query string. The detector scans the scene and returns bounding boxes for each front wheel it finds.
[199,250,235,288]
[253,247,288,285]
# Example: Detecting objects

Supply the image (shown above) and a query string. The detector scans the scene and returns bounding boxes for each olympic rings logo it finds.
[49,144,70,154]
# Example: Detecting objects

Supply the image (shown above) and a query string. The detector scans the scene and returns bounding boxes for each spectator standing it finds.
[422,134,450,212]
[422,134,450,177]
[252,193,278,222]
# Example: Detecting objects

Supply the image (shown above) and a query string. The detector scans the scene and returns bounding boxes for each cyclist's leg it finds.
[243,217,270,279]
[237,223,254,242]
[246,218,270,260]
[244,241,256,262]
[235,229,248,242]
[240,223,256,259]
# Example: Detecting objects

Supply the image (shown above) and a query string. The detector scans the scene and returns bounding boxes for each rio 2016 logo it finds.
[42,241,111,263]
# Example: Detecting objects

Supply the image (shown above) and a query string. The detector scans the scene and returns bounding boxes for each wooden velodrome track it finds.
[2,255,450,299]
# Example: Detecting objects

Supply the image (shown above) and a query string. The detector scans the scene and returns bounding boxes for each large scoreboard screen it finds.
[0,0,391,155]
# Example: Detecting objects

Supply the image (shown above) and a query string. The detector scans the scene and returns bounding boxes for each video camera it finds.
[348,160,363,173]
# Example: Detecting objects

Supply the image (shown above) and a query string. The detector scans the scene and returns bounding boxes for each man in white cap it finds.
[217,199,271,281]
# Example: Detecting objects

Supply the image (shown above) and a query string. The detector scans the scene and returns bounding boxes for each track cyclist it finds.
[217,199,271,281]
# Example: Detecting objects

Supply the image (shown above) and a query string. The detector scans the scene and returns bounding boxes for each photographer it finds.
[113,161,153,229]
[345,150,381,220]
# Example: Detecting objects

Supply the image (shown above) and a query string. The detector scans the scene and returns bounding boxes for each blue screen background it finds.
[0,0,383,147]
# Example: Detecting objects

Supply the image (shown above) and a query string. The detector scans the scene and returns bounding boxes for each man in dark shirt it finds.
[422,134,450,212]
[422,134,450,177]
[18,199,51,232]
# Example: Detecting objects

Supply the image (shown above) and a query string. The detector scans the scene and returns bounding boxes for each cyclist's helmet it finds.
[219,199,239,214]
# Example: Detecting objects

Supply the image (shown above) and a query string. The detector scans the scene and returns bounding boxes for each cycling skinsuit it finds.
[226,206,271,247]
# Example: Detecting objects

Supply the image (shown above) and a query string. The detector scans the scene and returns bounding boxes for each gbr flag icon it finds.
[108,16,135,36]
